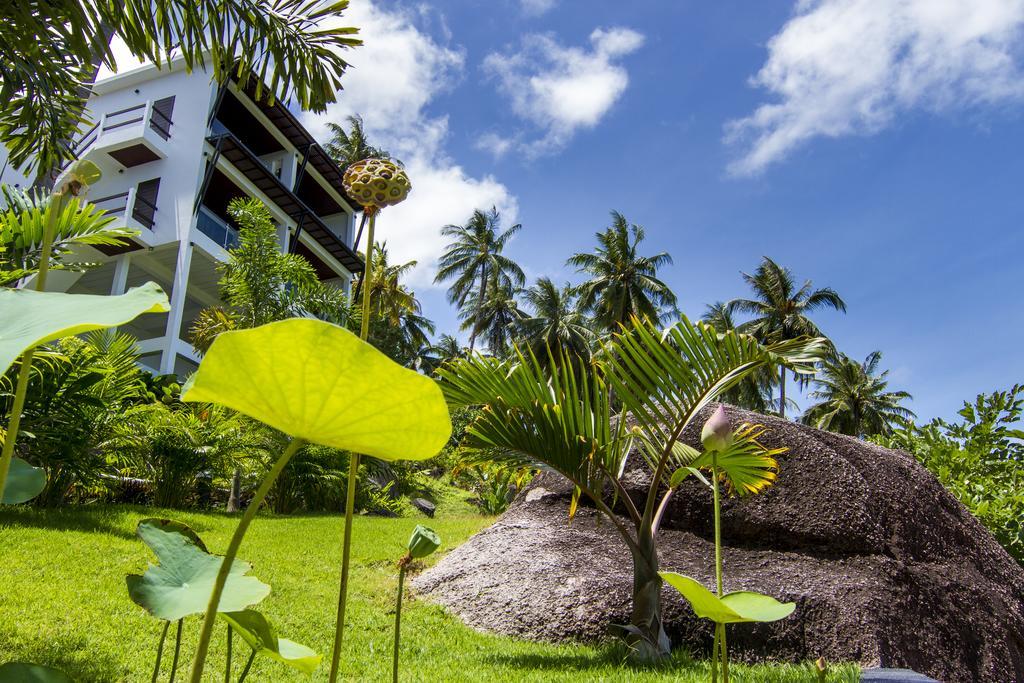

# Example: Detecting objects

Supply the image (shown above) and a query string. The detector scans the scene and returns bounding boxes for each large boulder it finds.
[414,404,1024,682]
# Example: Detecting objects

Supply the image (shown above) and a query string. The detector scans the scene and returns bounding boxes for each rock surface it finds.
[414,404,1024,683]
[411,497,436,517]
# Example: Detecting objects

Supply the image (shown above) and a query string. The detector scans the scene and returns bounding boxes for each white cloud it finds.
[304,1,518,287]
[483,27,644,156]
[474,132,516,159]
[726,0,1024,175]
[520,0,557,16]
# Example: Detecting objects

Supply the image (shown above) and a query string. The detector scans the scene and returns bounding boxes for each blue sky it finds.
[300,0,1024,422]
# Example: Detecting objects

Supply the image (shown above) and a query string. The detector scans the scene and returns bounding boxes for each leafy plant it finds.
[660,407,795,682]
[438,317,825,660]
[458,463,532,515]
[178,317,451,682]
[393,525,440,683]
[0,662,74,682]
[221,609,321,680]
[0,162,169,507]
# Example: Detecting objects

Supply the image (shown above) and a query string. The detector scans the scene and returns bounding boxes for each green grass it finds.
[0,505,858,682]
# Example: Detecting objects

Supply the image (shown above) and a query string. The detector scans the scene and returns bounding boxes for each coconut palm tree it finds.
[727,257,847,418]
[435,207,525,351]
[359,243,417,326]
[701,302,776,414]
[803,351,915,437]
[324,114,395,171]
[1,0,361,176]
[518,277,594,368]
[568,211,678,332]
[417,334,466,374]
[460,276,523,357]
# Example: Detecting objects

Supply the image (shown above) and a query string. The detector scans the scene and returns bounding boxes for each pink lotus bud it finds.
[701,405,732,452]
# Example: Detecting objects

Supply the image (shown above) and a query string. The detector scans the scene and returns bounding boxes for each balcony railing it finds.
[196,205,239,250]
[65,100,174,163]
[91,184,158,229]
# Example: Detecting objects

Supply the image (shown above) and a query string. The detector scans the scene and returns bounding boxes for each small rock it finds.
[861,669,939,682]
[411,498,436,517]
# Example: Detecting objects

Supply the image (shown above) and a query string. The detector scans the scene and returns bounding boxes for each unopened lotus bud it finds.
[63,160,102,196]
[701,405,732,452]
[406,524,440,559]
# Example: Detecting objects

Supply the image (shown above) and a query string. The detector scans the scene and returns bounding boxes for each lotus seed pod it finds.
[406,524,440,559]
[701,405,733,452]
[342,158,411,211]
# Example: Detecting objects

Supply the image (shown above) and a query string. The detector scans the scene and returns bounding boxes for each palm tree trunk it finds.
[623,528,670,661]
[779,365,786,419]
[468,264,487,353]
[226,467,242,513]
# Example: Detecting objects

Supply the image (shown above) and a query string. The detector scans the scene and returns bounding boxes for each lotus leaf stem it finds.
[151,621,170,683]
[328,211,376,682]
[188,437,306,683]
[225,624,232,682]
[170,619,183,683]
[393,559,408,683]
[237,650,256,683]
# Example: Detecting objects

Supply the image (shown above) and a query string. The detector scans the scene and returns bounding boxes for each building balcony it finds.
[196,205,239,251]
[88,179,162,254]
[58,98,175,179]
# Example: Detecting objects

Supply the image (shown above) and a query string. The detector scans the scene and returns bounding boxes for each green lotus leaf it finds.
[181,318,452,460]
[0,282,169,375]
[127,519,270,621]
[220,609,321,675]
[659,572,795,624]
[1,457,46,505]
[0,662,74,682]
[136,517,209,552]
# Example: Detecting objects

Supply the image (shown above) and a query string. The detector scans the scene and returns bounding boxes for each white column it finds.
[110,254,131,295]
[160,240,193,374]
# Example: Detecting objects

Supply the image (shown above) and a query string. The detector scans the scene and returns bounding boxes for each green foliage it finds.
[0,662,73,682]
[518,278,595,369]
[2,332,148,506]
[871,384,1024,562]
[0,187,136,287]
[568,211,678,331]
[0,0,361,173]
[220,610,321,675]
[803,351,915,437]
[457,463,532,515]
[0,457,46,504]
[189,198,346,353]
[126,519,270,622]
[324,114,398,171]
[659,573,795,624]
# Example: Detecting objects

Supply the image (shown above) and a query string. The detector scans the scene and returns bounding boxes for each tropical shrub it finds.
[439,317,825,660]
[1,331,145,506]
[872,384,1024,562]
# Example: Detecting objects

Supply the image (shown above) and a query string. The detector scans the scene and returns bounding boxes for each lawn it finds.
[0,505,858,682]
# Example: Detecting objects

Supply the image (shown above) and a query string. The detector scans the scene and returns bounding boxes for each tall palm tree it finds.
[518,277,594,367]
[803,351,915,437]
[1,1,361,176]
[435,207,525,351]
[701,302,776,414]
[417,334,466,374]
[460,276,523,357]
[727,257,847,418]
[568,211,678,332]
[359,242,417,326]
[324,114,395,171]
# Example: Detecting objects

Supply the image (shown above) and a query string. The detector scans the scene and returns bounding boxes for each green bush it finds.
[872,384,1024,562]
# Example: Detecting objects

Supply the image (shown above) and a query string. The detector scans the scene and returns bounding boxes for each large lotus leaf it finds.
[180,318,452,460]
[1,457,46,504]
[127,519,269,621]
[0,282,169,375]
[659,572,795,624]
[136,517,209,552]
[0,662,74,682]
[220,609,321,675]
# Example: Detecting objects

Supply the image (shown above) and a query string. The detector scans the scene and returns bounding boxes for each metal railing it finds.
[196,205,239,250]
[66,100,174,161]
[90,184,158,229]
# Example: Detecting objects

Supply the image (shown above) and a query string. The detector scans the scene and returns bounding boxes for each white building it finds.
[0,61,364,376]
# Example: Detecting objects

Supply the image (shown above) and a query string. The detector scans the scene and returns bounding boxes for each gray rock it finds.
[411,497,435,517]
[414,404,1024,683]
[861,669,938,682]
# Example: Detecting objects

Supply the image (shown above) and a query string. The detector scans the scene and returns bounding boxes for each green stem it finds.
[169,619,183,683]
[0,190,64,502]
[393,563,406,683]
[711,454,728,683]
[710,621,719,683]
[720,624,730,683]
[237,650,256,683]
[188,438,306,683]
[151,620,170,683]
[225,624,232,683]
[329,210,376,683]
